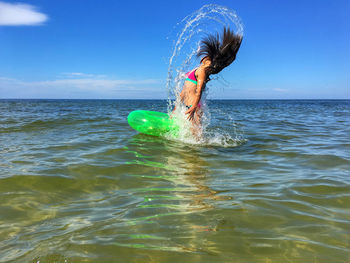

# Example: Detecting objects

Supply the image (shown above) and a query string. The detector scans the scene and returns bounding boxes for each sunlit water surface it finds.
[1,99,350,263]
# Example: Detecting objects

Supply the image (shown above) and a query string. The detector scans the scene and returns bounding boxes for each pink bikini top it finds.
[185,68,198,84]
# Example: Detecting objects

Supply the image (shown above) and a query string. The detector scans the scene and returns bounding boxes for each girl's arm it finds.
[185,67,206,121]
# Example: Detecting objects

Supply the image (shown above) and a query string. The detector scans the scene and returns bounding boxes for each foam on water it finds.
[165,4,245,147]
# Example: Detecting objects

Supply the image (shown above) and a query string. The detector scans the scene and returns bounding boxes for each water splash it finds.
[165,4,245,147]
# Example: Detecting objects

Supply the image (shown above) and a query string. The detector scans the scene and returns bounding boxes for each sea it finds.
[1,99,350,262]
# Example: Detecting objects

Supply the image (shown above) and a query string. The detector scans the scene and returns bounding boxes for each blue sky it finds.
[0,0,349,99]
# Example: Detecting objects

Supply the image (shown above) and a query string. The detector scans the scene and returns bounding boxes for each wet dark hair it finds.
[198,27,242,75]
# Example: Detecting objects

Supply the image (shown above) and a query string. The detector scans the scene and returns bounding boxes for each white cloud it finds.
[61,72,107,79]
[0,1,48,26]
[273,88,289,92]
[32,78,160,92]
[0,75,163,99]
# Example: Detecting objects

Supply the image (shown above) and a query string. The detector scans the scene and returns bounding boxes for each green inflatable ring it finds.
[127,110,179,137]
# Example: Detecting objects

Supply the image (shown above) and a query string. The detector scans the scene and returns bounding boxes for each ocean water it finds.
[1,99,350,263]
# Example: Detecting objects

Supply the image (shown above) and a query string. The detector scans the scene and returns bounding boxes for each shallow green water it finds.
[1,99,350,262]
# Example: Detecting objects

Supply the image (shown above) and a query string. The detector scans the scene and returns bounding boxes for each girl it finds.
[174,27,242,135]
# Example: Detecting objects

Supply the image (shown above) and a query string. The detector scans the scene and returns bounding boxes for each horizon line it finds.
[1,98,349,101]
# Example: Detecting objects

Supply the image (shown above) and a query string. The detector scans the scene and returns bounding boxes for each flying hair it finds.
[197,27,242,74]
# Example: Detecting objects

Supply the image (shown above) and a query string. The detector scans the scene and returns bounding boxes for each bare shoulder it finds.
[195,67,207,80]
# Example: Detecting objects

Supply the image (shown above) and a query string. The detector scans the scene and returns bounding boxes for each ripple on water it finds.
[1,99,350,262]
